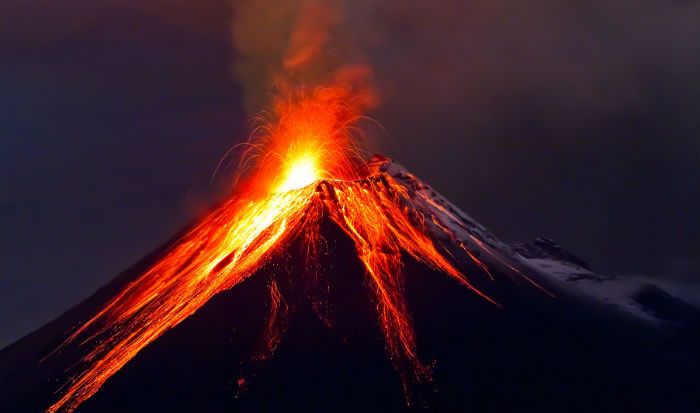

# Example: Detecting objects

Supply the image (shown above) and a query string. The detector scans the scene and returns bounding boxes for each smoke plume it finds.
[231,0,375,113]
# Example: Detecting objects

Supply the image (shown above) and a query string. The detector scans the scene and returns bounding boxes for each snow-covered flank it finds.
[374,155,700,326]
[516,250,659,322]
[515,243,700,326]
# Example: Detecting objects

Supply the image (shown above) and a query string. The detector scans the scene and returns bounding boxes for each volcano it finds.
[1,154,698,413]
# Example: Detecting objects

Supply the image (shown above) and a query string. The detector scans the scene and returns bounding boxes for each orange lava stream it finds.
[320,176,499,397]
[48,185,317,413]
[47,79,501,412]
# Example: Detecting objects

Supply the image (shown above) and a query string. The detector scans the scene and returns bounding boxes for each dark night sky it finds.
[1,0,699,347]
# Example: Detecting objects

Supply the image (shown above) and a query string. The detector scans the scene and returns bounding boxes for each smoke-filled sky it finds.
[1,0,698,347]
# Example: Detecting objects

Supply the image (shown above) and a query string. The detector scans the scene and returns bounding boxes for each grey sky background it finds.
[1,0,698,347]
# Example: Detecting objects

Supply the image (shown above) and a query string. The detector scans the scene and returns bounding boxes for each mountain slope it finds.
[1,156,698,412]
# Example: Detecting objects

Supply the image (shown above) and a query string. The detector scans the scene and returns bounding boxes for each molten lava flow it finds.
[46,77,527,412]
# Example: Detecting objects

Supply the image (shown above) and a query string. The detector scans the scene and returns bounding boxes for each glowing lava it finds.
[45,75,540,412]
[278,154,319,191]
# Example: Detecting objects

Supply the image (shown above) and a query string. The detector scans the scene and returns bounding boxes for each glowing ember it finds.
[44,73,542,412]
